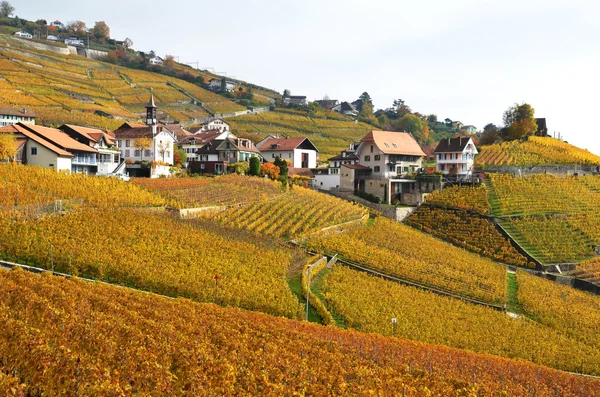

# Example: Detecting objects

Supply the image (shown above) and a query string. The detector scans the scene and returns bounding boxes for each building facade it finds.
[434,136,478,178]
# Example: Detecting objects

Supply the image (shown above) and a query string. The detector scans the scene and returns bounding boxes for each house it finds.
[434,136,478,178]
[451,121,464,130]
[0,123,99,173]
[462,125,477,134]
[13,31,33,39]
[208,78,235,92]
[189,136,262,175]
[535,118,548,137]
[0,107,36,126]
[65,36,84,46]
[50,20,64,28]
[162,124,192,141]
[256,136,319,169]
[313,142,360,190]
[46,35,59,41]
[59,124,121,175]
[340,130,427,204]
[149,56,164,66]
[112,95,177,177]
[332,102,358,117]
[189,119,230,134]
[282,96,307,106]
[178,129,231,162]
[351,99,364,112]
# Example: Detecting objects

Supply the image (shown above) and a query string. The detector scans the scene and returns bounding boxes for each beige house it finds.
[341,130,426,204]
[0,107,36,127]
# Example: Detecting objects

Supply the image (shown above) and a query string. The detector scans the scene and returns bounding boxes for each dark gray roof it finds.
[434,137,472,153]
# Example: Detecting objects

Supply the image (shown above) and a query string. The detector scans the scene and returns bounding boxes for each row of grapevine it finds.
[322,266,600,376]
[1,268,598,395]
[306,217,507,304]
[425,184,492,214]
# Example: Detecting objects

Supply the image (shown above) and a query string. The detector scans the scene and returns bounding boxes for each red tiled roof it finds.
[289,167,314,177]
[24,124,97,153]
[113,126,155,139]
[361,131,425,156]
[0,107,36,118]
[1,124,72,157]
[60,124,104,143]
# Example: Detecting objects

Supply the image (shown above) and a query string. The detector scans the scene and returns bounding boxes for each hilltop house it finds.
[332,102,358,117]
[463,125,477,134]
[190,119,230,134]
[283,96,307,106]
[50,20,64,28]
[209,78,235,92]
[112,96,176,177]
[59,124,121,175]
[46,35,59,41]
[0,107,36,127]
[149,56,164,66]
[340,130,427,204]
[14,31,33,39]
[315,99,339,110]
[313,142,360,190]
[257,136,318,169]
[189,135,262,175]
[0,123,99,173]
[451,121,464,130]
[433,136,478,178]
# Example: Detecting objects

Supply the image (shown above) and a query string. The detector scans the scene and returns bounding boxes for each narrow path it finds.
[506,269,522,317]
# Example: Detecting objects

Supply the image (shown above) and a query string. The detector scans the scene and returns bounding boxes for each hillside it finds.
[0,34,246,129]
[475,136,600,168]
[228,108,375,161]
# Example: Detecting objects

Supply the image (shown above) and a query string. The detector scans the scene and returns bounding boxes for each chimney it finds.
[23,108,27,115]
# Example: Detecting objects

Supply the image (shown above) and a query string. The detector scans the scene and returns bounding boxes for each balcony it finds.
[72,156,97,165]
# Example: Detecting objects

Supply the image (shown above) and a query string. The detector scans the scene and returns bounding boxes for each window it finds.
[144,150,151,157]
[125,140,130,148]
[364,155,370,161]
[200,164,205,169]
[113,154,119,163]
[370,145,373,153]
[134,149,140,157]
[272,154,275,158]
[392,143,397,148]
[166,151,170,158]
[31,147,37,155]
[374,166,380,172]
[374,155,380,161]
[125,149,130,157]
[384,143,390,148]
[288,153,291,158]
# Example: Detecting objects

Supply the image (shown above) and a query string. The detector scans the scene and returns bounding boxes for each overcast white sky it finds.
[15,0,600,154]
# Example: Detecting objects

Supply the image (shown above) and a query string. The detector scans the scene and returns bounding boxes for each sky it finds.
[14,0,600,154]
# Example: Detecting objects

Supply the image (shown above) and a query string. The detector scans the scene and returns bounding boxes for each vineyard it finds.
[406,206,532,267]
[475,136,600,168]
[2,268,599,396]
[0,163,168,209]
[425,184,492,214]
[211,187,368,239]
[322,266,600,376]
[0,34,244,128]
[228,109,374,160]
[0,207,303,319]
[516,271,600,349]
[487,173,600,216]
[305,217,507,304]
[572,257,600,284]
[132,175,283,208]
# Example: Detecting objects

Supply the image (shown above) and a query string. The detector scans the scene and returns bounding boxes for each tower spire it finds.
[146,94,157,126]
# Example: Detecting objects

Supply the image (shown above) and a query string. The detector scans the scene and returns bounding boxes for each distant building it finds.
[257,135,319,168]
[282,96,307,106]
[462,125,477,134]
[332,101,358,117]
[208,78,235,92]
[46,35,59,41]
[535,118,548,137]
[59,124,121,175]
[451,121,464,130]
[149,56,164,66]
[189,119,230,134]
[65,36,84,46]
[315,99,339,110]
[434,136,478,178]
[50,20,64,28]
[0,107,36,126]
[313,142,360,190]
[190,136,262,175]
[13,31,33,39]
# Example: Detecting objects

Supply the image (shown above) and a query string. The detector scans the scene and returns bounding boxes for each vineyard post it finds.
[214,274,219,304]
[305,263,314,321]
[392,317,397,335]
[50,242,54,274]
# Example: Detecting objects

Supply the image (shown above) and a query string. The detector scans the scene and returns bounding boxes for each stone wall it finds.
[479,164,599,176]
[327,190,416,222]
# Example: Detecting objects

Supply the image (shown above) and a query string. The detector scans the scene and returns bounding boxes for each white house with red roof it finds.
[256,135,319,168]
[59,124,121,174]
[0,107,36,126]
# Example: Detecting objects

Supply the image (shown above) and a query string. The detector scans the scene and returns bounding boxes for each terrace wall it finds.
[479,164,599,176]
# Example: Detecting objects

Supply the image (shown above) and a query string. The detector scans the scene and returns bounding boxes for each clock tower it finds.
[146,94,157,126]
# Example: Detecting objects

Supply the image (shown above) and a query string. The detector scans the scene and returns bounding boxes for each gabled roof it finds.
[257,137,319,152]
[60,124,102,142]
[289,168,314,178]
[0,107,36,118]
[342,164,371,170]
[361,131,425,156]
[328,153,359,161]
[434,137,475,153]
[0,124,72,157]
[163,124,192,140]
[23,124,97,153]
[215,137,261,153]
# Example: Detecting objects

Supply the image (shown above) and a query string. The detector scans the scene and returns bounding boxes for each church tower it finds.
[146,94,157,126]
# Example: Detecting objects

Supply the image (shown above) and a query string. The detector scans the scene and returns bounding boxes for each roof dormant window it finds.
[384,143,390,148]
[392,143,397,148]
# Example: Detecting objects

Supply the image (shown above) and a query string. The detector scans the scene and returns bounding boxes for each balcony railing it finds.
[72,156,97,165]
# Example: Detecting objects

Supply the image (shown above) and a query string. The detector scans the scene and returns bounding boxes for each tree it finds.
[0,1,14,18]
[134,138,152,161]
[66,20,87,37]
[173,147,187,166]
[0,133,17,161]
[274,157,288,184]
[502,102,537,140]
[359,101,377,125]
[92,21,110,40]
[123,38,133,49]
[359,92,372,103]
[283,89,290,98]
[392,114,429,144]
[249,156,260,176]
[480,123,499,145]
[260,162,280,180]
[164,55,176,69]
[427,114,438,123]
[229,161,250,175]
